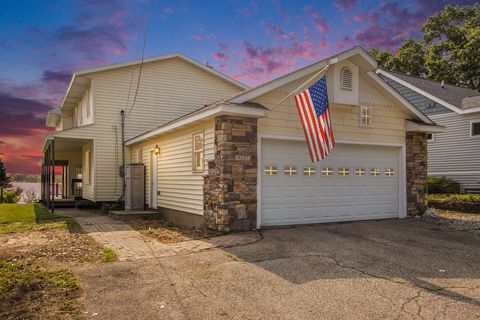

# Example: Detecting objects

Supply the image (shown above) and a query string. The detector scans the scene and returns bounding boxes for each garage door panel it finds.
[261,139,400,226]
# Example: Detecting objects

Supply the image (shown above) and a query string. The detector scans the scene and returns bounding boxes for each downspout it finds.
[118,110,126,204]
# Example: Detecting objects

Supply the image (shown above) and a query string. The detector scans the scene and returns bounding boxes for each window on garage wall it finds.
[192,132,204,172]
[360,106,372,126]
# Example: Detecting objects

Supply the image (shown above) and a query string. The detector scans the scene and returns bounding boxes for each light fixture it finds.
[154,145,160,155]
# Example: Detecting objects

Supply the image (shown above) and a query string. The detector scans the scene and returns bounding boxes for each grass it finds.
[0,259,79,298]
[102,246,118,262]
[0,203,76,234]
[429,194,480,202]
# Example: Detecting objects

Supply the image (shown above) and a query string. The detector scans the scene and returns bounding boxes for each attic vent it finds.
[341,67,353,90]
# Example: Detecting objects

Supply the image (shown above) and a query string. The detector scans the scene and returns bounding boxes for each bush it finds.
[1,187,23,203]
[427,176,461,194]
[22,188,38,203]
[428,194,480,213]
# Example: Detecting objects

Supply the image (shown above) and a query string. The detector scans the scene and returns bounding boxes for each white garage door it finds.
[260,139,400,226]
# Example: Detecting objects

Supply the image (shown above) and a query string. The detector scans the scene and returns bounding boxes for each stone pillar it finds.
[204,115,257,232]
[406,132,428,216]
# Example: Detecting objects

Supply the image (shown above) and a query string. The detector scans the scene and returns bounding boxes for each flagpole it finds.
[267,64,330,114]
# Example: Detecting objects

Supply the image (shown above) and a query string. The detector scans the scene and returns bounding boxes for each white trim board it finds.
[256,134,407,228]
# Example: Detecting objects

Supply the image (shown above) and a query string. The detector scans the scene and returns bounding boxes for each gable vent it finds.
[341,67,353,90]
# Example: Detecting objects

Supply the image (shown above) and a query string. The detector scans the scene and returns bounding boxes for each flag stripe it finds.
[300,92,324,160]
[294,95,315,161]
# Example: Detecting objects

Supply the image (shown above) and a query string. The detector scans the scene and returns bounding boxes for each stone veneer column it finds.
[204,115,257,232]
[406,132,428,216]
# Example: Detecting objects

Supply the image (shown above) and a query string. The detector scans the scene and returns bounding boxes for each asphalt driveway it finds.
[76,219,480,320]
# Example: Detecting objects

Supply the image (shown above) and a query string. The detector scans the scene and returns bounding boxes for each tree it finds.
[423,4,480,89]
[369,4,480,90]
[0,159,12,203]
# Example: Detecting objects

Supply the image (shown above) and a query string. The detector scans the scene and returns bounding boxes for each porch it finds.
[41,136,93,212]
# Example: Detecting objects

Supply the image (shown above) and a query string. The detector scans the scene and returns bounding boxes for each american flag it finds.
[294,75,335,162]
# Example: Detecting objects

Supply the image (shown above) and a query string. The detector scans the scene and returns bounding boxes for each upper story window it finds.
[340,67,353,90]
[192,133,204,172]
[471,121,480,137]
[360,106,372,126]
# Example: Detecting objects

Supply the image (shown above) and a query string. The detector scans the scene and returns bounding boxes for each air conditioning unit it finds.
[125,164,145,210]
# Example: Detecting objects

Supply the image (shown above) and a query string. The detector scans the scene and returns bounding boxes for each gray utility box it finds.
[125,164,145,210]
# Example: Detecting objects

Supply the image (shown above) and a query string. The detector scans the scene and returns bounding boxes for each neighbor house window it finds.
[192,133,204,171]
[341,67,353,90]
[471,121,480,137]
[284,165,297,176]
[264,165,278,176]
[84,150,91,185]
[427,133,434,142]
[360,106,372,126]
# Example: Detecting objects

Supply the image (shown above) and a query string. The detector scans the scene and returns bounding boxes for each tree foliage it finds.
[369,4,480,90]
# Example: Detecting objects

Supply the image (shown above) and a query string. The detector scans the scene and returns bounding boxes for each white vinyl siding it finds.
[134,119,214,215]
[54,57,243,202]
[254,71,408,145]
[428,113,480,190]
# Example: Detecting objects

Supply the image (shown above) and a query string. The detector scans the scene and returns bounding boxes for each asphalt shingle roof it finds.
[386,70,480,109]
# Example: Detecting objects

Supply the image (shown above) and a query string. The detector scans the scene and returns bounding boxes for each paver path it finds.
[56,209,261,261]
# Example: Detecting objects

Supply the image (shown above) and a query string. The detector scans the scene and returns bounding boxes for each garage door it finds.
[261,139,400,226]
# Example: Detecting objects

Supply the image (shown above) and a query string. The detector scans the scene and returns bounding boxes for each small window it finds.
[264,165,278,176]
[321,167,333,176]
[341,67,353,90]
[304,167,316,176]
[427,133,434,142]
[355,168,366,176]
[339,167,349,176]
[385,168,395,177]
[360,106,372,126]
[371,168,381,176]
[471,121,480,137]
[192,133,204,171]
[284,165,297,176]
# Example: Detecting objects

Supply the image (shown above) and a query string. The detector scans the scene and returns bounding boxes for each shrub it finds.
[428,193,480,213]
[427,176,460,194]
[1,187,23,203]
[22,188,38,203]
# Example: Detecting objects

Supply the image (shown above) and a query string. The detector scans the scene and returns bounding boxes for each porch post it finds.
[51,139,55,213]
[46,148,50,209]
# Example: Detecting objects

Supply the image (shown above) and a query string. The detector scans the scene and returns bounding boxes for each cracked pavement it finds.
[75,219,480,319]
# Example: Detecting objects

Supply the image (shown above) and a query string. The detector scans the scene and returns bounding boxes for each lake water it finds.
[12,182,41,203]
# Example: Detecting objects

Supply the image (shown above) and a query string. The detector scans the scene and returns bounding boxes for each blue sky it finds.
[0,0,474,173]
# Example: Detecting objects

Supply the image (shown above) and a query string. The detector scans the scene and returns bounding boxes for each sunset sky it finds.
[0,0,475,174]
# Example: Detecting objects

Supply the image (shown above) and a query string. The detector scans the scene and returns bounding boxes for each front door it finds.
[150,151,158,209]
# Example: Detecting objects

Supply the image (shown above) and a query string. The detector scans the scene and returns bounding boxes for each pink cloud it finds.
[333,0,358,11]
[305,7,330,34]
[212,52,229,62]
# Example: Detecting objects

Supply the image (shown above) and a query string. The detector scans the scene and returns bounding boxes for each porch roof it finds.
[42,135,92,153]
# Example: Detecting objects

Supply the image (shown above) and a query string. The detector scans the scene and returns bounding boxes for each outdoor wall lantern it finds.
[154,145,160,155]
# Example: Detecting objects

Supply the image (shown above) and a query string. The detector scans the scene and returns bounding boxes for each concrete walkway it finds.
[56,209,261,261]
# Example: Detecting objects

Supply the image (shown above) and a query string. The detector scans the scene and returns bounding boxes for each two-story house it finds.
[379,70,480,192]
[42,47,443,231]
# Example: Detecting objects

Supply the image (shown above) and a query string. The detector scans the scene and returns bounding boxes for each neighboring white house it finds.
[42,47,443,231]
[379,70,480,192]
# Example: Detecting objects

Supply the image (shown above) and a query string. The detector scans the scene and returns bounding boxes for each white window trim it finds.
[427,133,435,142]
[470,120,480,138]
[84,150,91,185]
[192,131,204,172]
[360,106,372,127]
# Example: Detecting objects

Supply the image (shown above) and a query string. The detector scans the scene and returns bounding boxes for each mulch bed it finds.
[126,219,222,244]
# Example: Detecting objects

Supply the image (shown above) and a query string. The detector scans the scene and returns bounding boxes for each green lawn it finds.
[0,203,75,234]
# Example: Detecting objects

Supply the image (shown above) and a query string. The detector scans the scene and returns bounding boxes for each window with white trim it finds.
[264,165,278,176]
[385,168,395,177]
[360,106,372,126]
[304,167,316,176]
[321,167,333,176]
[339,167,349,176]
[284,165,297,176]
[355,168,366,176]
[192,133,204,171]
[370,168,381,176]
[341,67,353,90]
[471,121,480,137]
[427,133,434,142]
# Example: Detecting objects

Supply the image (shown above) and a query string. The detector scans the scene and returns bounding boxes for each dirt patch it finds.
[127,219,222,244]
[0,228,104,266]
